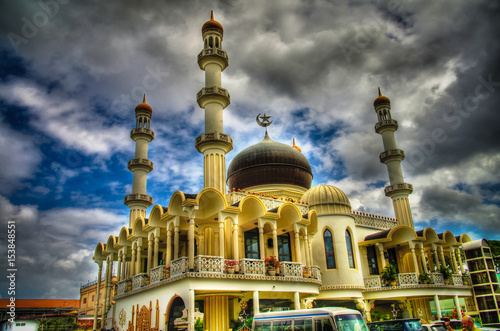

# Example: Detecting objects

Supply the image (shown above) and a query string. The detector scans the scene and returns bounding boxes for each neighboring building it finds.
[78,277,116,329]
[91,12,495,331]
[0,299,79,331]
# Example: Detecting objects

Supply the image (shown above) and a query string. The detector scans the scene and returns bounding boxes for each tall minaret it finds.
[373,88,414,228]
[124,95,154,227]
[195,11,233,192]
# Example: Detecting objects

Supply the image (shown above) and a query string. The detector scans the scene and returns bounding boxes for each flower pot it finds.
[390,280,397,286]
[165,272,170,279]
[268,269,276,276]
[145,279,150,285]
[227,267,235,274]
[303,272,310,278]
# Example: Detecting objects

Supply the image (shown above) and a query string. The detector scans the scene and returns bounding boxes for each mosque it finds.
[92,12,499,331]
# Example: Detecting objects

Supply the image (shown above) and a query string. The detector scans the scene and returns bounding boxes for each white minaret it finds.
[124,95,154,227]
[373,88,414,228]
[195,11,233,193]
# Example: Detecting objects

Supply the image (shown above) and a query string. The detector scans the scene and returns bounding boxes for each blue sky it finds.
[0,0,499,299]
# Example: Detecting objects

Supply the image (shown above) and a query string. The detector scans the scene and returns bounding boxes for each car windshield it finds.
[335,314,370,331]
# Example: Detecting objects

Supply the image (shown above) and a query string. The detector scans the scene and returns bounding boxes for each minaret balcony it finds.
[130,127,155,141]
[375,119,398,134]
[197,48,228,70]
[124,193,153,207]
[195,132,233,153]
[384,183,413,197]
[128,158,154,172]
[197,86,230,109]
[379,149,405,163]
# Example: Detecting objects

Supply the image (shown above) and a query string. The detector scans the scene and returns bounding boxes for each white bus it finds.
[252,307,369,331]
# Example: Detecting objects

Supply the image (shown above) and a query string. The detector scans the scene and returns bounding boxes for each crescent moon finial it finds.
[256,113,273,128]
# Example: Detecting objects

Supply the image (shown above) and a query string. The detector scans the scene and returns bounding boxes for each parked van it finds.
[367,318,423,331]
[252,307,369,331]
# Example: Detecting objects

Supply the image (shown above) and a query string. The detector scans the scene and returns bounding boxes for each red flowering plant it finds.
[224,259,239,270]
[265,256,279,269]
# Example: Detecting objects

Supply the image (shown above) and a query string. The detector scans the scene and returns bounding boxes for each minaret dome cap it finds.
[135,94,153,114]
[373,87,391,107]
[202,11,223,33]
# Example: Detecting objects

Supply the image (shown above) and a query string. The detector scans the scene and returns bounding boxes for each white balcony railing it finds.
[431,272,445,285]
[150,265,164,283]
[117,279,128,295]
[171,257,189,276]
[398,272,418,285]
[311,265,321,281]
[132,273,147,290]
[364,275,382,288]
[281,261,303,277]
[452,274,463,285]
[239,258,265,275]
[195,255,224,273]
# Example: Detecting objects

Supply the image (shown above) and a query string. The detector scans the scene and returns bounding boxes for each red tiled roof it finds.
[0,299,80,309]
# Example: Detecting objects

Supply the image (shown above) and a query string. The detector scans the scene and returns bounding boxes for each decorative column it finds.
[294,230,301,264]
[420,248,428,274]
[124,95,154,227]
[218,220,225,259]
[183,205,198,270]
[253,291,260,314]
[130,247,136,276]
[136,246,142,274]
[294,292,300,310]
[454,295,463,319]
[195,11,233,193]
[451,247,459,274]
[117,254,122,281]
[147,237,153,275]
[272,229,278,259]
[189,289,195,331]
[410,247,419,273]
[433,246,440,270]
[259,225,265,260]
[232,221,239,261]
[434,295,442,319]
[174,226,180,259]
[439,247,446,269]
[166,230,172,265]
[372,88,414,228]
[304,234,310,266]
[93,259,103,331]
[153,236,159,268]
[457,248,465,274]
[376,243,387,269]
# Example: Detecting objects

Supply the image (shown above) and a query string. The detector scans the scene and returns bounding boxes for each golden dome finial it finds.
[292,138,302,152]
[202,10,223,33]
[135,94,152,113]
[373,87,390,107]
[143,94,146,103]
[378,87,382,97]
[211,10,214,20]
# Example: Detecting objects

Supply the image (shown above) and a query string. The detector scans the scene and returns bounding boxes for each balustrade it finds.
[398,272,418,285]
[364,276,382,288]
[239,258,265,275]
[132,273,148,290]
[150,265,164,283]
[451,274,463,285]
[281,261,303,277]
[194,255,224,273]
[117,279,128,295]
[171,257,189,276]
[431,272,445,285]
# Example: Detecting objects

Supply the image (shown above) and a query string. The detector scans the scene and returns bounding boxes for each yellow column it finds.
[136,246,142,274]
[457,248,465,274]
[102,257,110,312]
[232,222,239,261]
[433,247,440,270]
[147,237,153,275]
[259,225,265,260]
[153,236,159,268]
[294,292,300,310]
[253,291,260,314]
[272,229,278,258]
[130,247,136,276]
[294,230,301,263]
[189,289,195,331]
[420,248,428,274]
[93,260,103,331]
[189,218,195,270]
[166,230,172,265]
[218,220,225,258]
[117,254,122,281]
[439,247,446,269]
[304,234,310,266]
[451,248,459,274]
[376,243,386,269]
[204,295,229,331]
[174,226,180,259]
[410,247,419,273]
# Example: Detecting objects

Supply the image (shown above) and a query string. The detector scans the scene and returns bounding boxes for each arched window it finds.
[323,229,336,269]
[345,230,355,268]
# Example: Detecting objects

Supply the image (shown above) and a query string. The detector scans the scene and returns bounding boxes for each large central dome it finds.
[227,133,313,191]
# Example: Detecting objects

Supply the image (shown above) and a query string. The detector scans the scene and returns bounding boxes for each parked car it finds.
[421,324,447,331]
[368,319,423,331]
[434,319,500,331]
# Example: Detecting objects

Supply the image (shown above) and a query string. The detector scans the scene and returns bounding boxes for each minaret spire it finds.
[196,12,232,192]
[124,94,154,227]
[373,88,414,228]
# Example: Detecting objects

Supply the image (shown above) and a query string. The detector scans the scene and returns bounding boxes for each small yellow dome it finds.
[373,87,390,107]
[301,184,351,214]
[202,11,223,33]
[135,94,152,114]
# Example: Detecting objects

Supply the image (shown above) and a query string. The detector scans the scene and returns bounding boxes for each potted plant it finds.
[419,272,431,284]
[381,264,398,286]
[224,259,239,274]
[440,266,452,284]
[165,266,171,278]
[303,266,311,278]
[265,256,279,276]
